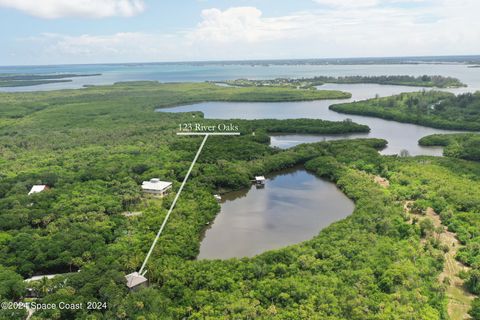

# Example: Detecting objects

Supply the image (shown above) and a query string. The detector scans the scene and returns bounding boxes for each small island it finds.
[0,73,101,87]
[202,118,369,135]
[215,74,466,89]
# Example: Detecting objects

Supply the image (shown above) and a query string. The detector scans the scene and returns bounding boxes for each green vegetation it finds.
[217,75,466,89]
[382,156,480,318]
[201,118,369,135]
[0,81,350,121]
[0,81,359,275]
[0,73,101,87]
[419,133,480,161]
[0,79,73,87]
[331,90,480,130]
[1,81,480,319]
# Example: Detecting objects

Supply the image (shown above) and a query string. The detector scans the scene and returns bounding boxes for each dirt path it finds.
[373,175,389,188]
[405,203,475,319]
[425,208,475,320]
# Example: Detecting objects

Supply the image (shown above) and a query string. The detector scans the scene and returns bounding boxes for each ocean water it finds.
[1,62,479,92]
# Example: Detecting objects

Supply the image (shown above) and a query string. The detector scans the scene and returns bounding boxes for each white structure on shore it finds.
[255,176,266,185]
[141,178,172,197]
[28,185,48,195]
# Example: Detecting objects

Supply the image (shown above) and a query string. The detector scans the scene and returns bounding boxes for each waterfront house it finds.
[255,176,266,185]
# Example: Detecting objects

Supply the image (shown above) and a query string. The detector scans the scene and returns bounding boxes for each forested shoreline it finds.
[0,73,101,87]
[419,133,480,161]
[0,81,479,319]
[330,91,480,131]
[216,75,466,89]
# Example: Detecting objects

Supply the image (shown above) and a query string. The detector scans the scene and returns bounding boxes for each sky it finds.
[0,0,479,65]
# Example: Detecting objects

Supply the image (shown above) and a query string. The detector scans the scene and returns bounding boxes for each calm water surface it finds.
[1,63,479,92]
[198,168,354,259]
[160,83,466,156]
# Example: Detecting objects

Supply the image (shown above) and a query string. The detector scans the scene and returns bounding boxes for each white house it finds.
[24,274,58,283]
[28,185,48,195]
[255,176,266,185]
[125,272,148,290]
[141,178,172,196]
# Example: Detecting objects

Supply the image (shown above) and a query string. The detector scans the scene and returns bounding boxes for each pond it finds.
[198,167,354,259]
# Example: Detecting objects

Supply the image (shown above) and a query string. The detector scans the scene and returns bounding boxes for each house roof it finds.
[28,185,47,195]
[24,274,58,282]
[125,272,147,288]
[141,179,172,191]
[255,176,266,181]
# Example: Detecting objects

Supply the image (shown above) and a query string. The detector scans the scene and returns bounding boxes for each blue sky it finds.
[0,0,478,65]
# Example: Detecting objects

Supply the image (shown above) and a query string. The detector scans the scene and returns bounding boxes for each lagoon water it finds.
[198,168,354,259]
[160,82,466,155]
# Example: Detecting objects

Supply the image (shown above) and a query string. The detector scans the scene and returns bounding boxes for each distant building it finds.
[28,185,48,195]
[141,178,172,196]
[125,272,148,290]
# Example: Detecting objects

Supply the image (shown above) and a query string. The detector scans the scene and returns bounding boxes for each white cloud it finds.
[183,2,480,59]
[188,7,296,43]
[32,32,179,61]
[9,1,480,64]
[0,0,145,18]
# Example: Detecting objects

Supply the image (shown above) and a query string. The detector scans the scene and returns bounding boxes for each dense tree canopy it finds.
[218,75,466,89]
[330,91,480,130]
[0,82,478,319]
[419,133,480,161]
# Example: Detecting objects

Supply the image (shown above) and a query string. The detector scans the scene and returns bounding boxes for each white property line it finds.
[177,132,240,136]
[138,134,209,275]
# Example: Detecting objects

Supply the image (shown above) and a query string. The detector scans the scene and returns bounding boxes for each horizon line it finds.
[1,54,480,68]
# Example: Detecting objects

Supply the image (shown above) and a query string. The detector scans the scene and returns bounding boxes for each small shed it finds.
[28,185,48,195]
[255,176,266,185]
[125,272,148,290]
[214,194,222,202]
[141,178,172,197]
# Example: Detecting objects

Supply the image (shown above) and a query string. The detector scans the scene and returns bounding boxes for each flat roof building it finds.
[141,178,172,197]
[25,274,58,283]
[255,176,266,185]
[28,185,48,195]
